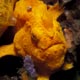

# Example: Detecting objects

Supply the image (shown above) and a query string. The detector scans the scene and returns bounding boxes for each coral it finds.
[23,55,37,78]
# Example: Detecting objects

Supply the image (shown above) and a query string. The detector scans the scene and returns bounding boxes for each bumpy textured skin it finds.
[0,0,14,37]
[14,0,67,77]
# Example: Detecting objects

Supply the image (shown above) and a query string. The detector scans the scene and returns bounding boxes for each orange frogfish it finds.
[0,0,67,80]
